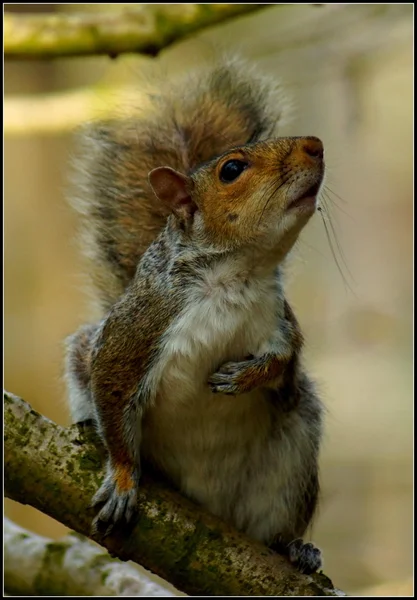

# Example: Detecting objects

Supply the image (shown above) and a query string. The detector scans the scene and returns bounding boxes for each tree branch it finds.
[4,4,269,60]
[4,4,411,137]
[4,517,177,596]
[4,391,343,596]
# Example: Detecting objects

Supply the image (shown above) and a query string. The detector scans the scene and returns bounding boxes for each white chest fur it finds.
[145,260,279,407]
[141,261,306,544]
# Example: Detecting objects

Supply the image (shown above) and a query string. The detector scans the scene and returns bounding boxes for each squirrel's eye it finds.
[219,160,248,183]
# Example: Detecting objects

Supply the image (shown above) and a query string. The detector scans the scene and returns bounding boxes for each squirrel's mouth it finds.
[287,182,321,211]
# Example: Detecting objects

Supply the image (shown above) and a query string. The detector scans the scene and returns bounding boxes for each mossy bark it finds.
[4,391,343,596]
[4,4,269,60]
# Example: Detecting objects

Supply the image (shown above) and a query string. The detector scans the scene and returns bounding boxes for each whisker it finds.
[323,184,348,205]
[322,186,351,213]
[320,200,355,283]
[321,188,355,222]
[317,206,356,296]
[297,238,329,261]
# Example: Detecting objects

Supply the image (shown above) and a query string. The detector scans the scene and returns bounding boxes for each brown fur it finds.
[88,281,183,479]
[114,463,136,493]
[191,137,323,249]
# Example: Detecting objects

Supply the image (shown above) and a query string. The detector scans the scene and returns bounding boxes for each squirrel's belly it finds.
[142,387,308,545]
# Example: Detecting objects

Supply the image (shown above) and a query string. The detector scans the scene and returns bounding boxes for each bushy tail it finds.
[69,58,288,313]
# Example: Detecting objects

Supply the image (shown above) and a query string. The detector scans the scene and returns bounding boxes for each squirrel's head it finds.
[148,136,324,261]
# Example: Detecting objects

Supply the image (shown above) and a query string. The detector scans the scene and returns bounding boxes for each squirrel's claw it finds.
[287,538,322,574]
[208,359,256,395]
[90,466,139,538]
[208,371,240,395]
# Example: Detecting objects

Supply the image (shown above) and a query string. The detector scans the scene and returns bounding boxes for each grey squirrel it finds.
[65,58,325,574]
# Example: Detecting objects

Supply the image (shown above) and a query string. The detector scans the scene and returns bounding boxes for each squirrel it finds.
[64,58,325,575]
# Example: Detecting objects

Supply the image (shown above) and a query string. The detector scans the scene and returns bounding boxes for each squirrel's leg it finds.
[87,316,150,537]
[270,382,322,575]
[270,514,322,575]
[268,465,322,574]
[65,324,98,425]
[65,322,140,535]
[89,382,142,537]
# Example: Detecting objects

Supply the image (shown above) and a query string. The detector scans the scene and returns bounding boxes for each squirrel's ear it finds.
[148,167,197,221]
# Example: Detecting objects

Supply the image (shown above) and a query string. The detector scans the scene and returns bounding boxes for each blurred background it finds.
[4,4,413,596]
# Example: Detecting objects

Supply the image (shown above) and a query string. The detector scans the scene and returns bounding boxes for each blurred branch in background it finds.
[4,85,145,136]
[4,391,342,597]
[4,3,410,137]
[4,518,176,597]
[4,4,269,60]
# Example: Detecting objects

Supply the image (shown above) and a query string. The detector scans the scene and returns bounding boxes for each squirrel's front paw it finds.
[90,462,140,538]
[208,358,256,395]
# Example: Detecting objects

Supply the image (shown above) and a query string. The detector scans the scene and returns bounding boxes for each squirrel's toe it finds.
[208,370,240,395]
[90,472,138,537]
[288,539,322,574]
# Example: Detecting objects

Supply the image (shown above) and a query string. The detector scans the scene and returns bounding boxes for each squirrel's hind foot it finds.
[287,538,322,574]
[90,462,140,538]
[270,537,322,575]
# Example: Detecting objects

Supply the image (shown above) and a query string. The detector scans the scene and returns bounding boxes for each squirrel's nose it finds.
[301,137,324,161]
